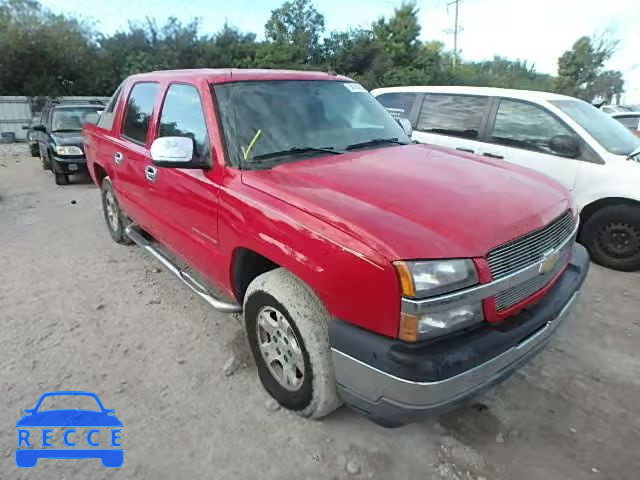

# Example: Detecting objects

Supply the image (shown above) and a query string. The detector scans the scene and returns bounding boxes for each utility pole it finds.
[447,0,462,67]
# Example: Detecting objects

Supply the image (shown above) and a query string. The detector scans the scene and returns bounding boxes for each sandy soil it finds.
[1,143,639,480]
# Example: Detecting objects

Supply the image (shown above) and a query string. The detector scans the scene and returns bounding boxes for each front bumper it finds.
[331,243,590,426]
[51,155,88,174]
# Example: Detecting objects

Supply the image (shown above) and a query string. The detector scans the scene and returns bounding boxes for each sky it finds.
[41,0,640,102]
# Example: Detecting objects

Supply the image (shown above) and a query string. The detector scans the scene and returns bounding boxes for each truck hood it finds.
[241,144,571,260]
[50,131,83,147]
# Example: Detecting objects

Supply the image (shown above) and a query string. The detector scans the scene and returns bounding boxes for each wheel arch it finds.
[579,197,640,237]
[230,247,281,303]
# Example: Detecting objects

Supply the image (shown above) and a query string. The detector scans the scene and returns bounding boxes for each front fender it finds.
[219,183,401,338]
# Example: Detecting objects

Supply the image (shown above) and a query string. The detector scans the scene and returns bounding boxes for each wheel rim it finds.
[597,221,640,259]
[256,306,305,392]
[104,190,119,232]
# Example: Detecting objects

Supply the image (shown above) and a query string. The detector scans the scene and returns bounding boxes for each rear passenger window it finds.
[122,82,159,144]
[157,84,211,162]
[97,83,124,131]
[490,99,573,154]
[417,94,488,140]
[376,92,417,120]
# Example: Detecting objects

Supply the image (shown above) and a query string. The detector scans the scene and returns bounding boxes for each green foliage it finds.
[264,0,325,64]
[556,34,622,100]
[0,0,625,99]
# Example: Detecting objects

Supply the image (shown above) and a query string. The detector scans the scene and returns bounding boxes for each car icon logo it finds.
[538,248,561,275]
[15,391,123,468]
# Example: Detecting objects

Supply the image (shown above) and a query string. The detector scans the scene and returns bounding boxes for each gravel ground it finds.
[1,142,639,480]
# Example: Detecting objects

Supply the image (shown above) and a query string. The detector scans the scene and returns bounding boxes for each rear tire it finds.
[244,268,342,419]
[101,177,133,245]
[580,204,640,271]
[54,173,69,185]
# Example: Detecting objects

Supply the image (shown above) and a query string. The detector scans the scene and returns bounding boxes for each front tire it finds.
[581,204,640,271]
[244,268,341,419]
[101,177,133,245]
[54,173,69,185]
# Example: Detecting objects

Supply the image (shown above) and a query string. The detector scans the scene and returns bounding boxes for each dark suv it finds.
[33,102,103,185]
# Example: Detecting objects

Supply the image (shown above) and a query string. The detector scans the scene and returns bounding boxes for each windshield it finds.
[214,80,410,168]
[37,394,102,412]
[50,107,102,131]
[550,99,640,155]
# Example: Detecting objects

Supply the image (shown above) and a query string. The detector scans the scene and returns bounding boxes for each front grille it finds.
[488,210,576,311]
[487,211,575,279]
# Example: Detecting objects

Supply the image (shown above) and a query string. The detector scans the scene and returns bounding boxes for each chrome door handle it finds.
[114,152,124,165]
[145,165,158,182]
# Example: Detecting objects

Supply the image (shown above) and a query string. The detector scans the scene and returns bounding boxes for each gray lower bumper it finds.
[332,291,579,426]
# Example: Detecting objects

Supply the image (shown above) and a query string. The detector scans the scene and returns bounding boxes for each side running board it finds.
[125,225,242,314]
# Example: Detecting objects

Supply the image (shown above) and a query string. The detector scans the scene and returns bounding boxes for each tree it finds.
[372,2,421,67]
[585,70,625,103]
[0,0,97,95]
[556,34,622,100]
[264,0,325,64]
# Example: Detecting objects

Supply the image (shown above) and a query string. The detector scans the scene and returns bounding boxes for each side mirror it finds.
[104,409,115,415]
[396,117,413,137]
[32,124,46,133]
[24,409,34,414]
[150,136,210,169]
[549,135,580,158]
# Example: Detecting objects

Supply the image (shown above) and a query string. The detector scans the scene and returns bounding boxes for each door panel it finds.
[114,81,161,231]
[484,98,579,190]
[144,82,221,275]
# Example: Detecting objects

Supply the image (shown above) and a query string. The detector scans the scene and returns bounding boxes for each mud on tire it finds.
[244,268,342,419]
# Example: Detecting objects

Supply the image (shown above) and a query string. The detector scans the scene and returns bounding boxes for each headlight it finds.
[54,145,83,156]
[399,303,484,341]
[394,259,482,342]
[394,259,478,298]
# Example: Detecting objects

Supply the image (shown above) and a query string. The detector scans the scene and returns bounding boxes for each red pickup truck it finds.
[84,69,589,426]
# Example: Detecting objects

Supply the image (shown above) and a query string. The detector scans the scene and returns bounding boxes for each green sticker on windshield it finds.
[344,83,367,93]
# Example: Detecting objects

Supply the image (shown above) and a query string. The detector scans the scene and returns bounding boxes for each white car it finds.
[372,86,640,271]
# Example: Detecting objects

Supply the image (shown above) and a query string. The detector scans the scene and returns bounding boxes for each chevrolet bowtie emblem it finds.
[539,249,561,275]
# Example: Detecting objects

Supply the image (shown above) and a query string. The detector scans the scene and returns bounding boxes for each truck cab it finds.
[84,69,589,426]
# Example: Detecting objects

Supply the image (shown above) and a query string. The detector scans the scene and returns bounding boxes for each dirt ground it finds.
[1,142,639,480]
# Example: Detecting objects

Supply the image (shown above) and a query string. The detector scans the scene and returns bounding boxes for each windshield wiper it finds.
[345,138,408,151]
[251,146,343,162]
[627,146,640,160]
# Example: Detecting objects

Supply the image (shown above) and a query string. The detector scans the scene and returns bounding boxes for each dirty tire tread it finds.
[101,177,133,245]
[244,268,342,419]
[580,204,640,271]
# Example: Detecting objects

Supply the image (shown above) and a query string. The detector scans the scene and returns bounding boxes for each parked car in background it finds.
[373,86,640,271]
[22,118,39,157]
[33,102,103,185]
[83,69,588,426]
[611,112,640,136]
[601,104,635,114]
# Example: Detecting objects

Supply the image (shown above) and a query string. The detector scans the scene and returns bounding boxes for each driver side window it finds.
[490,99,574,156]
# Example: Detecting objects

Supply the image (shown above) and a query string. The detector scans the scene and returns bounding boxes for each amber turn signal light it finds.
[393,261,416,297]
[398,312,419,342]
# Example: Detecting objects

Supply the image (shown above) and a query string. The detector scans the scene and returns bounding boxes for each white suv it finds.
[372,86,640,271]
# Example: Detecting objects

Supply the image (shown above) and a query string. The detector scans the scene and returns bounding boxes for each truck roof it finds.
[127,68,353,85]
[371,85,576,103]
